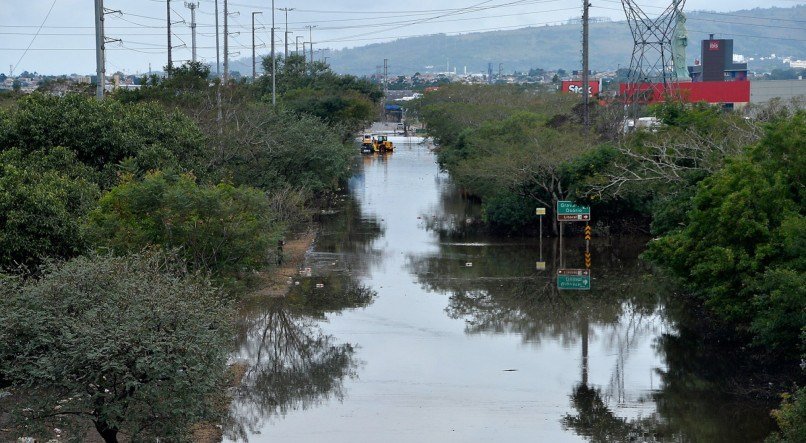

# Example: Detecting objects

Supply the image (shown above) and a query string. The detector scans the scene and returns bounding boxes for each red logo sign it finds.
[709,41,720,50]
[560,80,600,95]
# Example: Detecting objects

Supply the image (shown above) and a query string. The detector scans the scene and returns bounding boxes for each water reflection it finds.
[227,278,376,440]
[227,143,777,442]
[226,192,383,441]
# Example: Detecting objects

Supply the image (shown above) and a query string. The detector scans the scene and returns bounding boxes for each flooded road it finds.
[227,142,775,442]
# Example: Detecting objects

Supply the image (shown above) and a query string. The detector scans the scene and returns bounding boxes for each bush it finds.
[0,147,99,271]
[0,93,205,186]
[0,252,232,442]
[767,387,806,443]
[211,109,354,194]
[646,112,805,358]
[482,192,534,233]
[87,171,284,276]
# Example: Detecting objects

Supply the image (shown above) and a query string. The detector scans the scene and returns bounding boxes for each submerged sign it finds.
[557,269,591,290]
[557,201,591,222]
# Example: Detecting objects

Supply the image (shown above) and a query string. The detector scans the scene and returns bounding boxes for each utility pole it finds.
[252,12,262,80]
[215,0,220,76]
[186,2,198,63]
[498,62,503,80]
[223,0,229,83]
[385,59,390,117]
[271,0,276,106]
[167,0,173,74]
[306,25,316,72]
[94,0,105,99]
[582,0,590,130]
[296,36,303,55]
[279,7,294,59]
[383,58,388,97]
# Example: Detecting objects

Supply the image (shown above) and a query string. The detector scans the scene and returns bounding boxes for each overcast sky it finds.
[1,0,803,75]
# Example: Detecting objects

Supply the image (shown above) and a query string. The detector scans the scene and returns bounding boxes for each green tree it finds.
[767,387,806,443]
[646,112,805,358]
[87,171,285,276]
[0,252,232,442]
[0,147,99,271]
[206,107,354,194]
[0,93,205,187]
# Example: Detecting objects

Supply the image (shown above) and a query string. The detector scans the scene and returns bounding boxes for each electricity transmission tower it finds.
[621,0,686,109]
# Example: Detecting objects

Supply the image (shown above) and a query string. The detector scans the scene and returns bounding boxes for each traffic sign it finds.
[557,268,591,290]
[536,207,547,216]
[584,225,592,240]
[536,261,547,270]
[557,201,591,222]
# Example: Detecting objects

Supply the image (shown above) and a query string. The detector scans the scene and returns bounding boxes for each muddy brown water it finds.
[226,142,776,442]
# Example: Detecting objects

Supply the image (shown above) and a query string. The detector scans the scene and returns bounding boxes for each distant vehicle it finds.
[622,116,661,133]
[373,134,394,153]
[395,123,405,134]
[361,134,374,154]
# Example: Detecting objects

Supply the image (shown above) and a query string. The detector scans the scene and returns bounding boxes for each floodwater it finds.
[227,142,776,442]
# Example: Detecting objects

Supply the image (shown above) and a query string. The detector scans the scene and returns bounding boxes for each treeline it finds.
[0,59,381,442]
[416,84,804,440]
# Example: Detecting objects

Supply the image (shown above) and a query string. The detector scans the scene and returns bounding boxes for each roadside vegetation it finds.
[415,83,804,436]
[0,59,380,442]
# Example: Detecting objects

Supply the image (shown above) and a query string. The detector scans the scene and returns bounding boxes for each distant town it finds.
[3,50,805,96]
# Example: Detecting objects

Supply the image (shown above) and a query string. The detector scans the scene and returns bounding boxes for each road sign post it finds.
[536,207,546,270]
[557,201,591,222]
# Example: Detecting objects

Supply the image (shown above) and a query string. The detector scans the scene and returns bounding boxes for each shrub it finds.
[87,171,284,276]
[646,112,805,358]
[0,93,205,186]
[0,147,99,271]
[0,252,232,442]
[767,387,806,443]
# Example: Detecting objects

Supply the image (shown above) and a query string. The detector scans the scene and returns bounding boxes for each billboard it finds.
[561,80,602,95]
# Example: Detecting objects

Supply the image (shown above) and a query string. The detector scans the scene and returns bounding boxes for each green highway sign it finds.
[557,269,591,290]
[557,201,591,222]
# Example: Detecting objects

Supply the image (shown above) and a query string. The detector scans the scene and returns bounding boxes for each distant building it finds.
[688,34,748,82]
[789,60,806,69]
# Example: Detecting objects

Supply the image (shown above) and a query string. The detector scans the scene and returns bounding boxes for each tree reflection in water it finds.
[226,275,377,440]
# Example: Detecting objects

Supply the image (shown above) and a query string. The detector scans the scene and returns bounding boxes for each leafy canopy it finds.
[0,252,232,442]
[87,172,284,276]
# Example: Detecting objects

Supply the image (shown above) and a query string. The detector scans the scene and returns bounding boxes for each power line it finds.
[12,0,58,75]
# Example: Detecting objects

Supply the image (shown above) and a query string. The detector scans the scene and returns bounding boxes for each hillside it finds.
[313,6,806,76]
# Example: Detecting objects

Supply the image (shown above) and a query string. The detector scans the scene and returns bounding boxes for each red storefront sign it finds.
[561,80,601,95]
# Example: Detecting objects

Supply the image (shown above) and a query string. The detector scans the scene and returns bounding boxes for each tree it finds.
[0,93,205,187]
[646,111,805,358]
[0,252,232,442]
[0,147,99,271]
[87,171,285,276]
[767,387,806,443]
